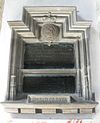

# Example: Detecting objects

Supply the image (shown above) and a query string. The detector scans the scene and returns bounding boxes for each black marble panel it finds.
[24,43,74,69]
[23,76,75,93]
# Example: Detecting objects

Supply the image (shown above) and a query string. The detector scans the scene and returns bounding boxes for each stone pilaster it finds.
[74,41,81,96]
[9,31,18,100]
[78,39,86,99]
[10,75,16,100]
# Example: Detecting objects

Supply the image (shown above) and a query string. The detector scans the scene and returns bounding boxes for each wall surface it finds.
[0,0,100,123]
[0,0,5,30]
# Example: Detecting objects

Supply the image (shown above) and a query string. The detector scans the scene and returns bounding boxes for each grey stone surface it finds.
[0,0,4,30]
[2,6,97,115]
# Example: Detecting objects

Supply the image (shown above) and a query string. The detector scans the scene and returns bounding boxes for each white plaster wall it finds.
[0,0,100,123]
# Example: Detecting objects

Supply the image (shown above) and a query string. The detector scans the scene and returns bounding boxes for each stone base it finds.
[2,101,97,114]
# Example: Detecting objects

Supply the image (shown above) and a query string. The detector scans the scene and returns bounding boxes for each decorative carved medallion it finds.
[41,23,60,42]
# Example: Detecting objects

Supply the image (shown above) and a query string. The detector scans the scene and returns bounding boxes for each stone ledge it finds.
[2,101,97,114]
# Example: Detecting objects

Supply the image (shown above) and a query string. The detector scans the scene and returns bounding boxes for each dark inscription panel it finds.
[24,43,74,69]
[23,76,75,93]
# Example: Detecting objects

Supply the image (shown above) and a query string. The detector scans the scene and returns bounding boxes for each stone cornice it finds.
[8,6,91,43]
